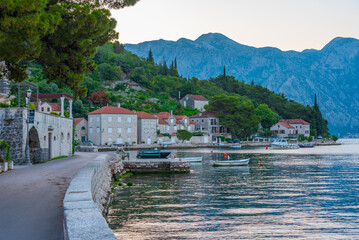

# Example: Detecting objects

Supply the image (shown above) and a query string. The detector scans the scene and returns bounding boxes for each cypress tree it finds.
[147,48,154,63]
[223,65,226,76]
[174,57,177,69]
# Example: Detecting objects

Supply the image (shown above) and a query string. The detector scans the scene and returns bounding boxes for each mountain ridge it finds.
[125,33,359,135]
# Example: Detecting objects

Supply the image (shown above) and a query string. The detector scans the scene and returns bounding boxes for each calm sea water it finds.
[108,139,359,239]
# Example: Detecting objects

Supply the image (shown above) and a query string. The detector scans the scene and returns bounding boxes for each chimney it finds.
[170,110,173,116]
[117,103,121,108]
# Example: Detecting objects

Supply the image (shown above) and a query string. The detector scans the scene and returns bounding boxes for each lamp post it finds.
[24,88,32,165]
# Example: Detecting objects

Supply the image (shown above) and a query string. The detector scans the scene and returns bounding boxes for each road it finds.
[0,152,108,240]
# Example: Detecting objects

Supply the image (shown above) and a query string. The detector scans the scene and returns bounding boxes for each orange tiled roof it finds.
[280,119,310,125]
[74,118,85,126]
[88,106,136,115]
[136,111,157,119]
[278,122,295,129]
[186,94,208,101]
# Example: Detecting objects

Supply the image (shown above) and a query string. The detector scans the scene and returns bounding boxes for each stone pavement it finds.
[0,152,107,240]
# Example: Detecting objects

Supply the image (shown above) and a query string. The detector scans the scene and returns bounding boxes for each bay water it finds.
[108,139,359,239]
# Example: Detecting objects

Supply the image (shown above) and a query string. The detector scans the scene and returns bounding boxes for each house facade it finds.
[136,111,158,144]
[190,111,231,140]
[88,106,137,145]
[180,94,208,112]
[37,102,61,114]
[154,112,195,134]
[270,119,310,138]
[74,118,88,142]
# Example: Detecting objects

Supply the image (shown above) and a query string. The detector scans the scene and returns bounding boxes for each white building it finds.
[136,111,158,144]
[88,106,137,145]
[270,119,310,138]
[180,94,208,112]
[154,112,195,134]
[74,118,88,142]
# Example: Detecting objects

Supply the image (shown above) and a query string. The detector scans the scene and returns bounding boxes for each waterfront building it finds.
[87,106,137,145]
[136,111,158,144]
[154,112,195,134]
[270,119,310,138]
[74,118,88,143]
[190,111,231,141]
[180,94,208,112]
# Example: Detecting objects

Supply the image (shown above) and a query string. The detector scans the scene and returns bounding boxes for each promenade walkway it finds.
[0,152,107,240]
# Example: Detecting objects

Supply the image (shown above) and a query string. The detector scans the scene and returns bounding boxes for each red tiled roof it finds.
[190,111,217,118]
[189,119,195,124]
[280,119,310,125]
[157,118,167,125]
[74,118,85,126]
[278,122,295,129]
[136,112,157,119]
[88,106,136,115]
[47,103,61,111]
[186,94,208,101]
[176,120,181,124]
[156,112,171,118]
[174,115,185,119]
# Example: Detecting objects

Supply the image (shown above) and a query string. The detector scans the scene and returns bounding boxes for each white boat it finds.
[182,156,203,162]
[271,138,299,149]
[230,144,242,148]
[210,158,250,166]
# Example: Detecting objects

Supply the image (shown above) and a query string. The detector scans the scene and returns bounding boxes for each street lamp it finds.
[24,88,32,165]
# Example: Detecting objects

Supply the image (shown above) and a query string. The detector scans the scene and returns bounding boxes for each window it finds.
[128,128,131,133]
[170,119,174,123]
[97,127,100,133]
[127,117,131,123]
[108,128,112,133]
[89,127,93,133]
[118,117,122,122]
[118,128,122,134]
[81,126,85,130]
[47,107,50,112]
[181,126,184,129]
[128,137,131,142]
[108,117,112,122]
[174,126,177,131]
[89,117,93,123]
[108,137,112,142]
[44,136,46,141]
[187,126,191,131]
[167,126,170,131]
[280,130,285,134]
[96,116,99,122]
[41,107,44,111]
[117,138,122,144]
[184,119,188,124]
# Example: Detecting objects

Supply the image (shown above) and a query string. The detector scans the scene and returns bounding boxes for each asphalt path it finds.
[0,152,108,240]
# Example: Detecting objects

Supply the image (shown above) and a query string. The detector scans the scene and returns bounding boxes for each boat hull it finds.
[210,158,250,166]
[137,150,171,159]
[183,157,203,162]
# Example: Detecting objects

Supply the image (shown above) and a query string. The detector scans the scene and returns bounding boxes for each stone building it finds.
[180,94,208,112]
[0,108,73,164]
[270,119,310,138]
[190,111,231,141]
[154,112,195,134]
[87,106,137,145]
[74,118,88,142]
[136,111,158,144]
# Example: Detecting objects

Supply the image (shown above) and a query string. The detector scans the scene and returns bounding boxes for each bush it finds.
[332,135,338,142]
[0,103,10,108]
[192,132,204,136]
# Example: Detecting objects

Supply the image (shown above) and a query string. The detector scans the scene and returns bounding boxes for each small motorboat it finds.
[271,138,299,149]
[230,144,242,148]
[299,141,314,148]
[210,158,250,166]
[136,149,171,159]
[182,156,203,162]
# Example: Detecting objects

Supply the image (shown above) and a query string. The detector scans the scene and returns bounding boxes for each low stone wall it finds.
[75,146,99,152]
[123,159,190,173]
[63,154,123,240]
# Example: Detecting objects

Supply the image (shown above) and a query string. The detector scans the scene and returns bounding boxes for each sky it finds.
[111,0,359,51]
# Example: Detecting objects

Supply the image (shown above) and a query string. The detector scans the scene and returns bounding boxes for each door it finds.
[117,138,123,144]
[147,137,151,145]
[81,136,85,142]
[48,133,52,160]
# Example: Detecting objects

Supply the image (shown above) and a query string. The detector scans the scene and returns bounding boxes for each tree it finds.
[89,90,109,105]
[1,0,140,97]
[113,41,124,54]
[147,48,154,63]
[206,95,260,137]
[176,130,192,142]
[255,104,278,128]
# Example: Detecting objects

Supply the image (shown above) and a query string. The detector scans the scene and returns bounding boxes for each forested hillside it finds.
[23,42,329,137]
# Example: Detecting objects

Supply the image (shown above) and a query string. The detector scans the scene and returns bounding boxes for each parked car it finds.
[82,141,94,146]
[227,139,233,143]
[232,139,240,143]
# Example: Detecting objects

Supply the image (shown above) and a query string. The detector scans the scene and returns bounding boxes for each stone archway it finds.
[29,126,41,163]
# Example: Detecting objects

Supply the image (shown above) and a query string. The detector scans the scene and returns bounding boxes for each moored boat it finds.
[210,158,250,166]
[136,149,171,158]
[271,138,299,149]
[230,144,242,148]
[299,141,314,148]
[182,156,203,162]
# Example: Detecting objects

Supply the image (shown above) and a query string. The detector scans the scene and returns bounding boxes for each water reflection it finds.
[109,147,359,239]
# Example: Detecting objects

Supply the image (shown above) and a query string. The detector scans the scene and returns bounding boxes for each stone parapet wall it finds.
[63,154,123,240]
[123,159,190,173]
